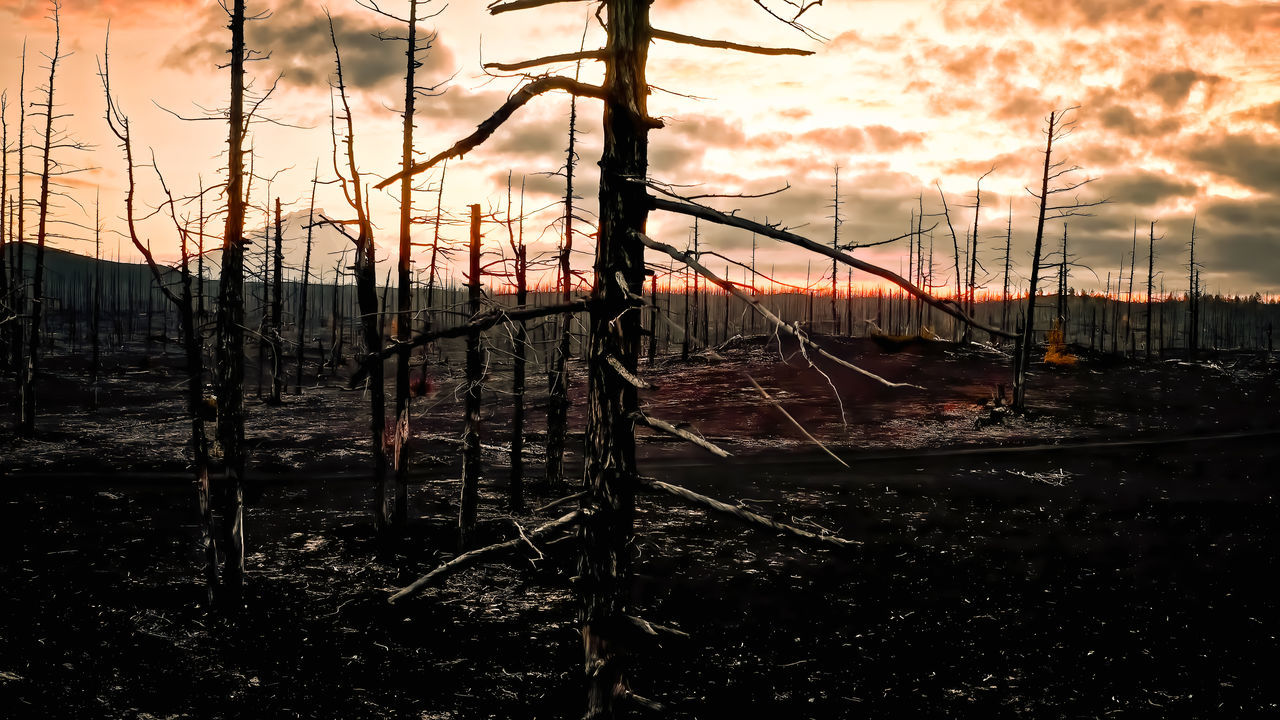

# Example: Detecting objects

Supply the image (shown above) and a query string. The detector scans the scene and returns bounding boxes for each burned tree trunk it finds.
[296,169,316,394]
[509,181,527,513]
[581,2,652,714]
[459,203,484,548]
[216,0,249,604]
[19,9,63,437]
[329,13,389,532]
[269,198,284,404]
[1146,221,1155,361]
[1013,111,1057,412]
[546,89,578,490]
[392,0,421,529]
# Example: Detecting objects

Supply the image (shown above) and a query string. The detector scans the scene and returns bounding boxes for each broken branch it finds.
[630,411,731,458]
[640,477,857,547]
[647,195,1016,340]
[484,49,607,72]
[387,509,582,604]
[350,299,589,386]
[636,231,922,390]
[745,374,850,469]
[651,28,813,56]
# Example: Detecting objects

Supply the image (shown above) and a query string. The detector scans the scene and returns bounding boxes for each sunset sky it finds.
[1,0,1278,296]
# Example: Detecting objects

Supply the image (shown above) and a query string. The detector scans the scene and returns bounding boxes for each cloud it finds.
[1146,69,1222,109]
[1184,133,1280,195]
[166,0,455,92]
[1094,170,1197,207]
[1098,104,1181,138]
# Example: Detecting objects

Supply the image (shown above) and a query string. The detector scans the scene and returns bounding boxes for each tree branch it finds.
[484,49,607,72]
[647,194,1017,340]
[349,298,591,386]
[636,231,924,390]
[650,28,813,56]
[374,75,606,190]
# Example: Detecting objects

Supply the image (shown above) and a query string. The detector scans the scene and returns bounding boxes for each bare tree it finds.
[326,11,391,532]
[459,203,483,548]
[214,0,253,604]
[101,34,219,604]
[21,1,86,436]
[1011,108,1104,412]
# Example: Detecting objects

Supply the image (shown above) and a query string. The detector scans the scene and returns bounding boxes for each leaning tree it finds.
[372,0,1015,715]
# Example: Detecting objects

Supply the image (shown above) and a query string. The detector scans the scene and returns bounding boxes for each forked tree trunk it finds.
[581,2,651,715]
[1013,111,1056,412]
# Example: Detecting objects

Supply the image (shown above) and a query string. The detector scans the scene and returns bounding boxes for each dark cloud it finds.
[1235,101,1280,129]
[1146,69,1222,109]
[1197,199,1280,292]
[1095,170,1197,206]
[1185,133,1280,195]
[946,0,1280,35]
[167,0,455,92]
[1098,104,1180,138]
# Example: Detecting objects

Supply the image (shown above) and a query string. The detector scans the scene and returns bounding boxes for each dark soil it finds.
[2,337,1279,718]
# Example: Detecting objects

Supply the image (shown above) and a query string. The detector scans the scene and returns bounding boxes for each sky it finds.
[1,0,1278,297]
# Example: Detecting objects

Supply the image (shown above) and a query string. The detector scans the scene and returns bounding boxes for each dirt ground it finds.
[2,337,1279,718]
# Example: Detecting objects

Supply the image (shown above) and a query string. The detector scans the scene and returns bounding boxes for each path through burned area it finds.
[2,339,1278,717]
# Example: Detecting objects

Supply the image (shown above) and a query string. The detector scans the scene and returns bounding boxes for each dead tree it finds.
[215,0,251,603]
[1056,223,1068,323]
[459,203,484,548]
[829,165,841,333]
[1001,200,1012,335]
[545,67,582,490]
[1145,220,1157,360]
[295,166,317,393]
[328,12,390,532]
[268,197,284,404]
[355,0,448,525]
[21,1,77,437]
[370,1,978,714]
[506,176,528,512]
[9,43,27,380]
[1012,108,1104,412]
[0,91,8,376]
[101,36,219,604]
[1187,215,1201,359]
[965,168,993,342]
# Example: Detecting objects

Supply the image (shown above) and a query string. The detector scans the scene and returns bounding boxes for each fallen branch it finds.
[637,232,922,390]
[646,195,1016,340]
[630,411,730,458]
[387,509,582,604]
[745,374,850,469]
[640,477,857,548]
[626,614,690,638]
[607,354,652,389]
[350,299,589,386]
[534,491,584,513]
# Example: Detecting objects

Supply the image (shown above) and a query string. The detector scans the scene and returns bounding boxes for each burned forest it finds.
[2,0,1280,718]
